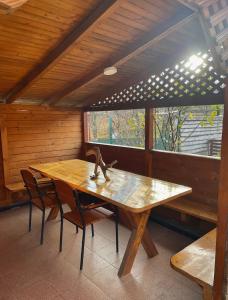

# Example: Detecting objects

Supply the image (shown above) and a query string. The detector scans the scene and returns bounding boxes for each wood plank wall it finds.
[84,143,146,175]
[152,150,219,208]
[84,143,220,208]
[0,104,82,204]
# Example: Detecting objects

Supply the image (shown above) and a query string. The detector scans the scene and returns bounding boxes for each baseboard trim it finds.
[0,201,29,212]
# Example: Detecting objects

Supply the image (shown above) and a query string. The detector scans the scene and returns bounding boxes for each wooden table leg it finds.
[123,210,158,258]
[118,210,155,277]
[47,207,59,221]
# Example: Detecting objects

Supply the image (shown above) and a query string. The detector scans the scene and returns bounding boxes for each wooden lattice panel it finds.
[182,0,228,74]
[89,52,225,110]
[201,0,228,74]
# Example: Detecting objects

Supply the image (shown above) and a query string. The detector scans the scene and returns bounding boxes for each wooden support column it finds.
[0,122,10,201]
[1,124,8,186]
[214,79,228,300]
[81,110,88,160]
[145,106,153,177]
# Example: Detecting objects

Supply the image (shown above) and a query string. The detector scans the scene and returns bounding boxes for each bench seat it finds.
[5,182,26,192]
[164,198,217,224]
[5,178,53,202]
[171,229,216,299]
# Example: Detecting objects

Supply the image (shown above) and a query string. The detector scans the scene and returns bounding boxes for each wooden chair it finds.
[54,179,119,270]
[21,169,58,245]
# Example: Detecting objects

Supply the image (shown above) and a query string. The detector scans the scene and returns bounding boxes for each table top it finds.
[30,159,192,213]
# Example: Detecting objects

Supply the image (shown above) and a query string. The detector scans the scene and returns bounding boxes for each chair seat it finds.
[63,207,113,228]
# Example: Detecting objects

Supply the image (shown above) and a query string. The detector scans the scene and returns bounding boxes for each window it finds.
[153,105,223,157]
[87,109,145,148]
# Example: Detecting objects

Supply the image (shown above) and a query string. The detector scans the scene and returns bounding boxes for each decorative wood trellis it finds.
[180,0,228,74]
[88,52,225,111]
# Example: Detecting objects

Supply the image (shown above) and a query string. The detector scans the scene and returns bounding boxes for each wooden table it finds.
[30,159,192,277]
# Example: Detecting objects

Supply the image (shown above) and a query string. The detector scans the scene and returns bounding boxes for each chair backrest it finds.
[54,180,81,214]
[21,169,42,201]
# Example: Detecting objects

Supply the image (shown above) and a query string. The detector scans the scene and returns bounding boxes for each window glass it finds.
[87,109,145,148]
[153,105,223,157]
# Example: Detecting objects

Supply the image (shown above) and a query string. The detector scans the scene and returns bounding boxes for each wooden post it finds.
[145,106,153,177]
[0,121,10,201]
[1,124,9,186]
[213,79,228,300]
[81,110,88,160]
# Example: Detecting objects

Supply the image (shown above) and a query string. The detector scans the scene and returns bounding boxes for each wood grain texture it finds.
[30,159,192,213]
[122,210,158,257]
[47,10,197,105]
[5,0,122,103]
[0,125,9,185]
[152,150,219,208]
[164,198,217,223]
[0,104,82,205]
[213,79,228,300]
[118,210,151,276]
[30,158,189,276]
[0,0,207,107]
[0,0,29,13]
[171,229,216,294]
[85,143,220,208]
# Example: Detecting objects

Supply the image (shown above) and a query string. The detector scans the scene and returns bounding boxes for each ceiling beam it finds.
[4,0,122,104]
[45,9,198,106]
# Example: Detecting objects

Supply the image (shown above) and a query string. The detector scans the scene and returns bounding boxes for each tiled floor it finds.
[0,206,203,300]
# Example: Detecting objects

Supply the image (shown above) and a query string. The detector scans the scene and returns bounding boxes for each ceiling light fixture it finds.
[104,66,117,76]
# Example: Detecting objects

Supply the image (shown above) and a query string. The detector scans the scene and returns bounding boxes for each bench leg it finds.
[203,285,213,300]
[6,189,11,202]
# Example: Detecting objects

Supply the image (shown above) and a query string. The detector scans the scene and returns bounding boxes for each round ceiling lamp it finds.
[104,66,117,76]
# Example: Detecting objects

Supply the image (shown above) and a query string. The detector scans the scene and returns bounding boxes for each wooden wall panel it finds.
[84,143,146,175]
[152,150,220,208]
[84,143,220,208]
[0,104,82,204]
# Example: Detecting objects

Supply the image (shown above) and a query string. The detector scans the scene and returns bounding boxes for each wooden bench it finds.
[5,178,52,201]
[164,198,217,224]
[171,229,216,300]
[5,182,26,201]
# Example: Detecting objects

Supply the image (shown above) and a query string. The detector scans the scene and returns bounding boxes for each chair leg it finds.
[91,224,94,237]
[40,209,45,245]
[28,202,32,232]
[115,208,119,253]
[76,225,79,233]
[59,216,64,252]
[80,227,86,270]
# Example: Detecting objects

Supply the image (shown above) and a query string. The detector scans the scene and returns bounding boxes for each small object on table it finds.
[86,146,117,181]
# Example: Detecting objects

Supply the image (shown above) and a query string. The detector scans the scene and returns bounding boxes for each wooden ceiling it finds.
[0,0,226,108]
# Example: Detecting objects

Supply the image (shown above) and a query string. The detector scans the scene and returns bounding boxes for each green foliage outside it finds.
[153,105,223,153]
[88,109,145,148]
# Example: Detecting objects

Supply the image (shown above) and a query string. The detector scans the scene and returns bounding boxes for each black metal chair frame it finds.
[21,170,55,245]
[54,182,119,270]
